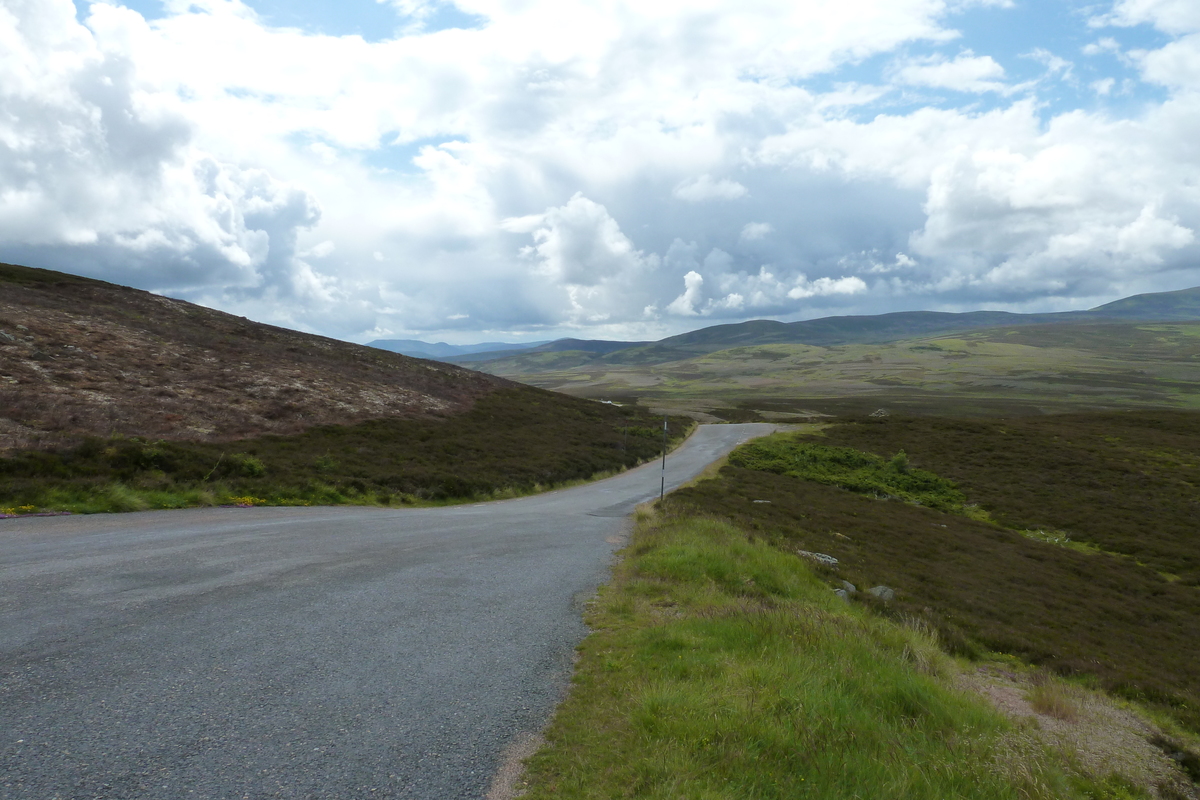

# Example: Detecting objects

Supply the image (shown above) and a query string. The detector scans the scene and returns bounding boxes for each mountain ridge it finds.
[445,285,1200,371]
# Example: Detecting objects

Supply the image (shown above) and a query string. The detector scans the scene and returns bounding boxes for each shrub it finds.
[229,453,266,478]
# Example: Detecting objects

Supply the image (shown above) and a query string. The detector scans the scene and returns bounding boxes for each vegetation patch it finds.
[0,388,690,513]
[667,411,1200,735]
[728,435,968,513]
[811,411,1200,585]
[521,511,1154,799]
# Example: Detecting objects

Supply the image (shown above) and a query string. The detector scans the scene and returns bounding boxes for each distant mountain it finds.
[453,284,1200,373]
[653,310,1055,351]
[450,337,648,363]
[1088,286,1200,320]
[368,338,550,359]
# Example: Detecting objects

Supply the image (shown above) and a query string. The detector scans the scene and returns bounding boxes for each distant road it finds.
[0,423,777,800]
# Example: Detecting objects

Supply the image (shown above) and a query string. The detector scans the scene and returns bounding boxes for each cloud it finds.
[788,274,868,299]
[666,270,706,315]
[1083,37,1122,56]
[754,88,1200,304]
[893,51,1010,93]
[1092,0,1200,35]
[673,175,749,202]
[740,222,774,241]
[0,0,323,302]
[1024,48,1073,79]
[1,0,1199,342]
[503,192,653,287]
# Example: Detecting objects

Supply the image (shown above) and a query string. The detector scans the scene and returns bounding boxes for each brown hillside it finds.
[0,263,509,452]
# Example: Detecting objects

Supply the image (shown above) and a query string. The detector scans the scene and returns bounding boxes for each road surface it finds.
[0,423,776,799]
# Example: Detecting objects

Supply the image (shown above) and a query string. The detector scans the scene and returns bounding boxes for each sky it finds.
[1,0,1198,345]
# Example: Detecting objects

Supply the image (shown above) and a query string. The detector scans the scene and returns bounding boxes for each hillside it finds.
[452,285,1200,373]
[474,321,1200,420]
[1092,285,1200,319]
[0,262,509,452]
[0,262,689,513]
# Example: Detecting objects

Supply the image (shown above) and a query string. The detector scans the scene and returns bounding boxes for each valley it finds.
[474,321,1200,420]
[3,262,1200,799]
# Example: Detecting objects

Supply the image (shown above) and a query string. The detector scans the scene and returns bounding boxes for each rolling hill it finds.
[472,320,1200,420]
[0,262,686,512]
[0,262,515,452]
[449,285,1200,373]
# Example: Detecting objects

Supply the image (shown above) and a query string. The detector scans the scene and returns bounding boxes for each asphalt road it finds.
[0,423,777,800]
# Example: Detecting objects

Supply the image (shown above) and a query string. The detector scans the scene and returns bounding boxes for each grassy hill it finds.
[1092,285,1200,320]
[470,321,1200,420]
[0,262,687,513]
[455,285,1200,379]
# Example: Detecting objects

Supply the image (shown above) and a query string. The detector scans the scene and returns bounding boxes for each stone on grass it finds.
[797,550,838,566]
[868,585,896,601]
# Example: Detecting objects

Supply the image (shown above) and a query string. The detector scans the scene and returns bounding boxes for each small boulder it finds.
[797,550,838,566]
[833,589,850,601]
[868,585,896,601]
[840,580,857,594]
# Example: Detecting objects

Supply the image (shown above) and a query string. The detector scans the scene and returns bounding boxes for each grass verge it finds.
[520,510,1119,800]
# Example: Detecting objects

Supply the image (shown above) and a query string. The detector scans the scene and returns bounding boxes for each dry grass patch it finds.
[961,666,1200,800]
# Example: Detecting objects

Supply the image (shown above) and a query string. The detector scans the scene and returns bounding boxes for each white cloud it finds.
[666,270,705,315]
[739,221,774,241]
[1093,0,1200,35]
[0,0,322,301]
[673,175,749,202]
[893,51,1009,93]
[1083,37,1122,56]
[1134,33,1200,89]
[503,193,652,287]
[302,240,336,258]
[755,88,1200,302]
[0,0,1198,341]
[1024,48,1072,79]
[787,274,868,299]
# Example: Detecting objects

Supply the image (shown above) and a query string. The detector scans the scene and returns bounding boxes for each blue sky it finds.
[6,0,1200,343]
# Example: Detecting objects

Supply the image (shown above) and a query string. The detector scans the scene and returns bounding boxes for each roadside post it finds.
[660,414,667,501]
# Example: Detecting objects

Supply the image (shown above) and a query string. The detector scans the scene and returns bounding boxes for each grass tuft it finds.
[1027,678,1081,722]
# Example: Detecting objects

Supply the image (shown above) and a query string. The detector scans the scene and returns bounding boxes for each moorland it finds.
[465,284,1200,798]
[522,413,1200,799]
[465,321,1200,420]
[5,260,1200,797]
[0,262,688,513]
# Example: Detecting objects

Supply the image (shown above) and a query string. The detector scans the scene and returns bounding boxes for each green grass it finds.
[727,435,969,513]
[521,512,1121,799]
[0,388,692,514]
[668,411,1200,734]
